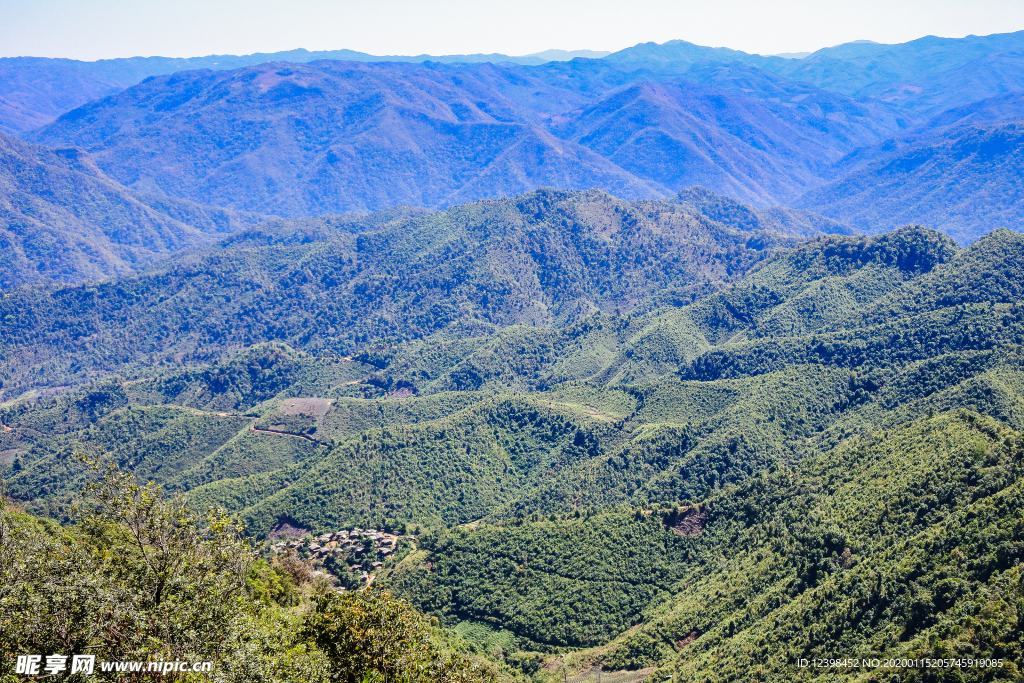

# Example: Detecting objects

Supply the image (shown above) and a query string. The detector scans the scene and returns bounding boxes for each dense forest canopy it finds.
[3,188,1024,680]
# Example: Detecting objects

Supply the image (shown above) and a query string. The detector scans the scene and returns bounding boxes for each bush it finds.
[301,588,497,683]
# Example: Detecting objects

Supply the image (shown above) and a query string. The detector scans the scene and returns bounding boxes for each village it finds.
[268,527,414,586]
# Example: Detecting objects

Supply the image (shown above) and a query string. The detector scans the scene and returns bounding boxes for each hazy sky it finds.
[2,0,1024,61]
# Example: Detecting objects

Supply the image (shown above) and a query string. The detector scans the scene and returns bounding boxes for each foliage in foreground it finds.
[303,589,498,683]
[0,460,499,682]
[0,456,255,678]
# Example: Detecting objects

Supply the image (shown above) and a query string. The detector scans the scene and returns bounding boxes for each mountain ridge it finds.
[0,188,807,399]
[28,59,904,215]
[0,130,261,288]
[797,120,1024,243]
[0,48,610,135]
[9,31,1024,238]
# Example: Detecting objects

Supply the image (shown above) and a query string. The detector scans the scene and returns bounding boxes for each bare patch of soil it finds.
[388,380,416,399]
[668,505,709,537]
[268,518,311,540]
[676,630,699,649]
[0,449,27,464]
[278,397,334,420]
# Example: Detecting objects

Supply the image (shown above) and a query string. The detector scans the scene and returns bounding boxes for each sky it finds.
[2,0,1024,61]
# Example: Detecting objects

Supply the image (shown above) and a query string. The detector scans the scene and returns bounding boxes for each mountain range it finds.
[4,27,1024,681]
[0,30,1019,255]
[0,48,611,136]
[797,120,1024,243]
[25,59,901,215]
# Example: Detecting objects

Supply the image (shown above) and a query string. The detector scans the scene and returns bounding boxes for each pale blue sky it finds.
[2,0,1023,61]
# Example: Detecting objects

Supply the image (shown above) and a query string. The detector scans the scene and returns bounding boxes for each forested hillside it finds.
[386,410,1024,681]
[798,121,1024,243]
[0,131,259,287]
[0,462,500,683]
[3,181,1024,680]
[0,189,804,398]
[674,186,854,236]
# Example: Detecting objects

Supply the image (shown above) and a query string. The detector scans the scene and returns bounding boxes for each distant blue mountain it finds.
[875,49,1024,117]
[29,58,903,215]
[922,90,1024,131]
[796,121,1024,243]
[552,73,900,205]
[604,39,786,70]
[5,30,1024,136]
[28,61,667,216]
[0,130,257,287]
[774,31,1024,110]
[6,30,1024,243]
[0,48,609,135]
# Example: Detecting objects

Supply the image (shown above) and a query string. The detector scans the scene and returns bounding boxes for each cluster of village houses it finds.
[270,528,409,583]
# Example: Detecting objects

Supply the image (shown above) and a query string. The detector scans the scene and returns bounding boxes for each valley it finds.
[4,204,1024,678]
[2,27,1024,683]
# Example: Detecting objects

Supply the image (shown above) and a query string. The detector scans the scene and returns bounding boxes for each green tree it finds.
[0,456,256,679]
[301,588,497,683]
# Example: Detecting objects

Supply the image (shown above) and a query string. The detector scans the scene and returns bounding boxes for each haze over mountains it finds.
[797,120,1024,243]
[0,29,1020,259]
[25,60,903,217]
[0,48,612,136]
[0,130,259,287]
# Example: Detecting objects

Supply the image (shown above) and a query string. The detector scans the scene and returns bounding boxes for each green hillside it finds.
[4,189,1024,680]
[2,226,971,526]
[0,188,796,399]
[383,410,1024,681]
[5,225,1014,530]
[389,511,691,648]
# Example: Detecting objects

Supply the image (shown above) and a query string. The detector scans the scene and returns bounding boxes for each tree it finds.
[301,588,497,683]
[2,458,496,683]
[0,455,256,679]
